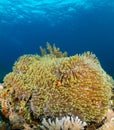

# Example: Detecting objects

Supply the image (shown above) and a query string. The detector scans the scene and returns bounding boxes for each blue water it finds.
[0,0,114,82]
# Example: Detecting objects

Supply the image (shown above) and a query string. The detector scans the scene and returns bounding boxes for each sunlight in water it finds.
[0,0,113,24]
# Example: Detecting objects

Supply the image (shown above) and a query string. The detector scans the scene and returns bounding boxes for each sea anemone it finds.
[40,115,87,130]
[1,44,113,129]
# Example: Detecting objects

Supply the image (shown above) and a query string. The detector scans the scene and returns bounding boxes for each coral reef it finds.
[0,43,114,129]
[40,42,67,57]
[97,120,114,130]
[97,109,114,130]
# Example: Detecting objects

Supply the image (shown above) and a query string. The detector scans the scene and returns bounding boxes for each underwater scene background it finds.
[0,0,114,81]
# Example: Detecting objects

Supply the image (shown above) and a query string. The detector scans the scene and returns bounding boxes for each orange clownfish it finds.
[57,80,63,87]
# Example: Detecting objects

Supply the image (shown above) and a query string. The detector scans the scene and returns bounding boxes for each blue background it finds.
[0,0,114,82]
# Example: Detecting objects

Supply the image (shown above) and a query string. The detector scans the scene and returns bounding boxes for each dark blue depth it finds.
[0,0,114,82]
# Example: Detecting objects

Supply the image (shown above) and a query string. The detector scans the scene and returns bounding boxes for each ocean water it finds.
[0,0,114,82]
